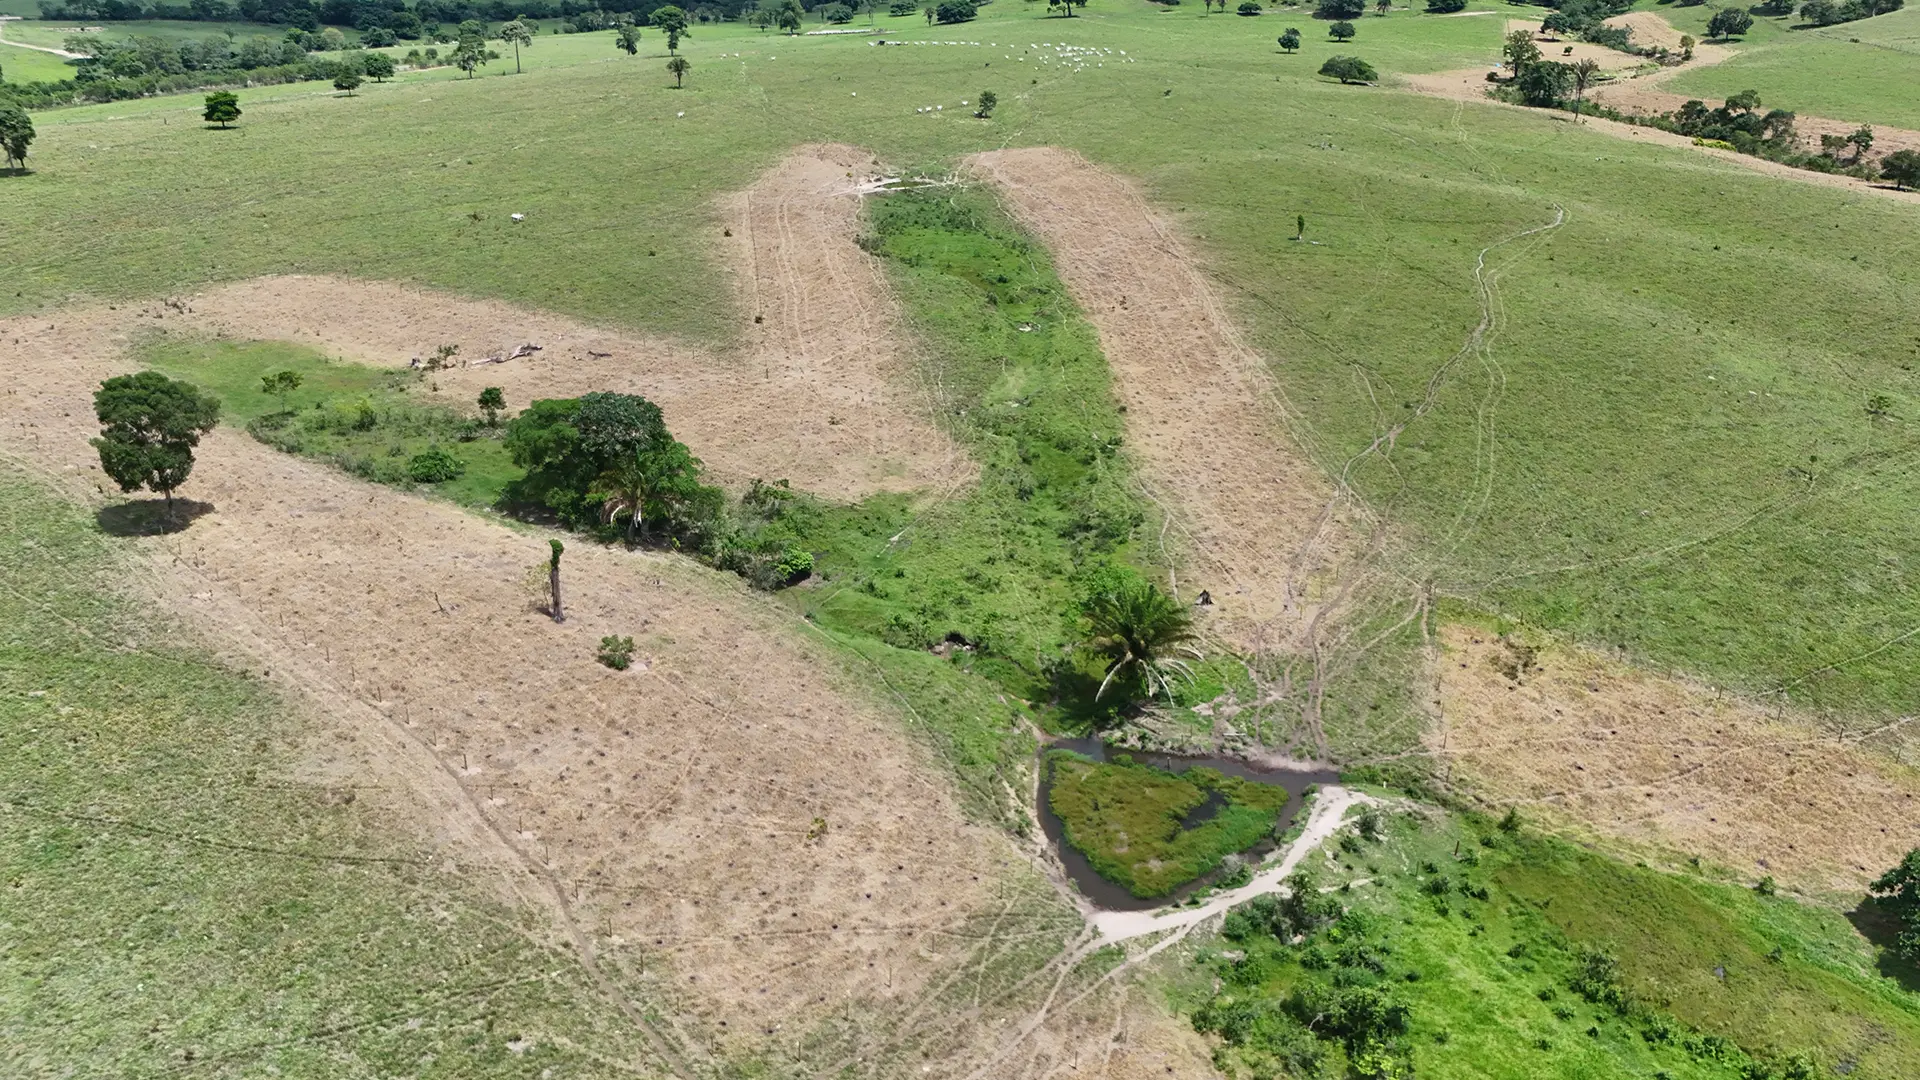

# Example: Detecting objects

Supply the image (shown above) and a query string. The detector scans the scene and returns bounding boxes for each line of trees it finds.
[0,31,424,107]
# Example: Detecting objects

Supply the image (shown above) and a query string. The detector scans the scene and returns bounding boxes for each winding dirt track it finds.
[969,148,1358,655]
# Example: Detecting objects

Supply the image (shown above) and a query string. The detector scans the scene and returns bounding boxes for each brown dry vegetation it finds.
[1428,623,1920,895]
[968,147,1359,655]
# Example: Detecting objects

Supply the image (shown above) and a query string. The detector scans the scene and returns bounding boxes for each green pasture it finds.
[2,18,312,49]
[1181,805,1920,1078]
[4,1,1920,751]
[0,38,73,83]
[1664,7,1920,129]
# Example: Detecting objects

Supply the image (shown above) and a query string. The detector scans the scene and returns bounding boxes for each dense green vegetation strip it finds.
[0,465,648,1076]
[1185,807,1920,1079]
[1045,750,1289,898]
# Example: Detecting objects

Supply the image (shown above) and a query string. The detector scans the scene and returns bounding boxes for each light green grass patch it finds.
[1045,749,1288,897]
[1183,807,1920,1077]
[141,336,519,508]
[0,39,76,84]
[1664,7,1920,129]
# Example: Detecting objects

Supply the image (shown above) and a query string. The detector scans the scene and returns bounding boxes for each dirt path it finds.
[0,19,88,58]
[967,148,1359,655]
[1090,786,1369,947]
[166,146,972,504]
[1398,68,1913,200]
[1428,625,1920,894]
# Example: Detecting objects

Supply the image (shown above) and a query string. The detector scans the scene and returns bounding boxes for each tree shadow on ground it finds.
[96,498,215,536]
[1845,899,1920,993]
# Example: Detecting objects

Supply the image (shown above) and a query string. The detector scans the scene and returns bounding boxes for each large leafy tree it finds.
[1319,54,1377,83]
[0,104,33,171]
[1278,27,1302,52]
[1706,7,1752,39]
[1883,149,1920,191]
[90,372,221,515]
[651,5,691,53]
[362,51,396,81]
[202,90,241,128]
[505,392,681,528]
[615,25,642,55]
[1082,581,1202,703]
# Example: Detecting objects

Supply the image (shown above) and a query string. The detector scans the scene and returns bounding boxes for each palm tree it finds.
[1083,581,1202,703]
[1570,58,1600,122]
[666,55,690,88]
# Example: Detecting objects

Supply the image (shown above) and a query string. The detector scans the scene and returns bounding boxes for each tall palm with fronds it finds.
[1084,581,1202,704]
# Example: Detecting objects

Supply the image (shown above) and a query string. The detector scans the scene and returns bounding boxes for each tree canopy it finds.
[499,18,533,74]
[90,372,222,513]
[1316,0,1366,17]
[1082,580,1201,704]
[651,5,691,52]
[362,51,396,81]
[202,90,241,128]
[1884,149,1920,191]
[666,54,690,87]
[1329,19,1357,39]
[1318,54,1377,83]
[0,104,33,171]
[1706,7,1752,38]
[615,25,642,55]
[1870,849,1920,963]
[1278,27,1302,52]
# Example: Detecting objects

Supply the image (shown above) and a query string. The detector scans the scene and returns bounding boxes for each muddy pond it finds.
[1038,737,1338,911]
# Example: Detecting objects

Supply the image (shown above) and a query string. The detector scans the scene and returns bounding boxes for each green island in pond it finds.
[1045,750,1291,899]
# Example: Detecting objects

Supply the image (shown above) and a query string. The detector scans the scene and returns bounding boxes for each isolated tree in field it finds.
[334,71,364,95]
[615,25,642,54]
[1705,7,1752,39]
[924,3,936,22]
[666,54,690,87]
[1319,54,1377,82]
[1870,849,1920,962]
[1329,19,1356,39]
[778,2,805,32]
[91,372,221,517]
[1679,33,1694,61]
[1082,581,1201,703]
[1278,27,1302,51]
[651,5,691,53]
[1503,28,1540,74]
[478,386,506,425]
[203,90,241,128]
[1238,2,1263,14]
[261,370,303,412]
[362,51,396,81]
[1883,149,1920,190]
[974,89,997,117]
[1375,0,1390,14]
[1425,0,1467,11]
[500,18,533,74]
[1316,0,1366,18]
[0,104,33,171]
[751,7,774,30]
[1569,57,1600,120]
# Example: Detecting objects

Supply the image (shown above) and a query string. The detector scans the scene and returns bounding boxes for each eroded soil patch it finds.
[1429,624,1920,894]
[967,147,1358,654]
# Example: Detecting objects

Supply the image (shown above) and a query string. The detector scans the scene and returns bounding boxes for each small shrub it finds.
[597,635,636,670]
[776,546,815,584]
[405,445,465,483]
[1318,54,1376,83]
[1754,875,1777,897]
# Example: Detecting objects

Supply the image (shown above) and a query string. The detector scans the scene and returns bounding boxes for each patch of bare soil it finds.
[0,307,1016,1053]
[966,147,1358,655]
[1506,18,1645,70]
[162,145,971,504]
[1428,624,1920,894]
[1603,10,1689,52]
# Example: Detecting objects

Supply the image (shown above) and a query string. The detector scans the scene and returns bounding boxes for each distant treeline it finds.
[36,0,758,31]
[0,32,410,107]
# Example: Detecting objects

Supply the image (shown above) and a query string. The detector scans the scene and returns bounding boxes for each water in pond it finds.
[1038,737,1338,911]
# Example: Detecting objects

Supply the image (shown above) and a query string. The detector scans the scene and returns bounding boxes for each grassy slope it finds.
[0,466,653,1077]
[1181,808,1920,1078]
[3,18,311,49]
[0,39,73,84]
[4,4,1919,738]
[1664,7,1920,129]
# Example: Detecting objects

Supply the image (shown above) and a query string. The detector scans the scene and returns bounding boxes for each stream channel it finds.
[1038,737,1338,911]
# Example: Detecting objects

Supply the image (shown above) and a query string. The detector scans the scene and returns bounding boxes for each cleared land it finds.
[1429,623,1920,895]
[971,147,1358,655]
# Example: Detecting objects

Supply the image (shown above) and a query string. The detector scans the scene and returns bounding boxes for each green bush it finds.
[405,445,465,483]
[596,635,636,670]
